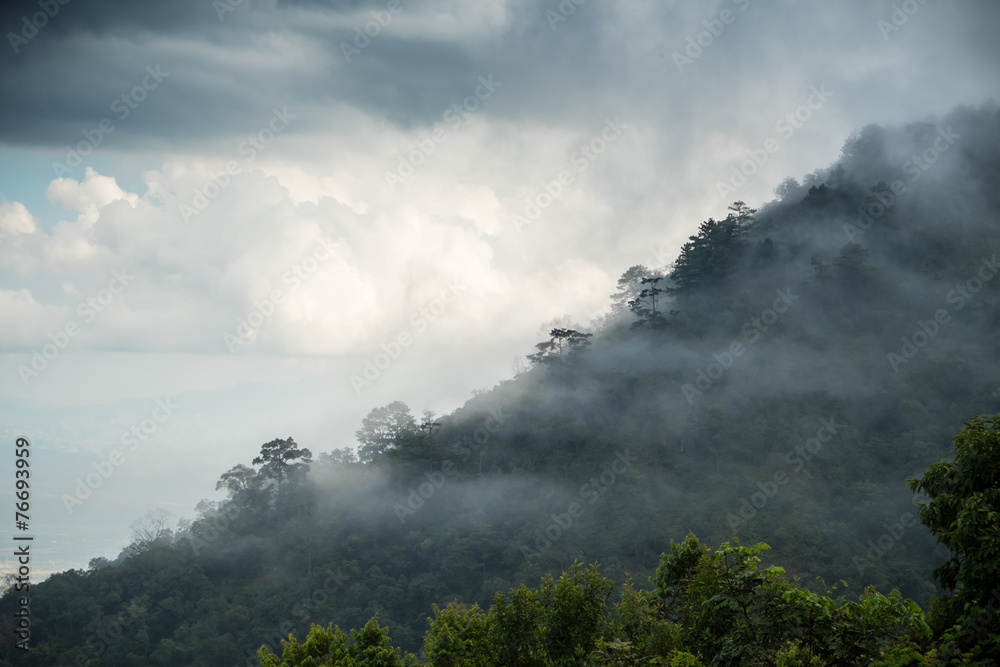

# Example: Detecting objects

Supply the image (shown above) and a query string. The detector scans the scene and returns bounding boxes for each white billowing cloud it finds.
[0,202,44,274]
[0,101,690,360]
[454,184,503,236]
[0,201,36,234]
[43,219,120,270]
[0,201,43,274]
[46,167,139,229]
[1,142,562,357]
[0,289,68,348]
[254,164,370,215]
[1,0,993,365]
[516,257,613,330]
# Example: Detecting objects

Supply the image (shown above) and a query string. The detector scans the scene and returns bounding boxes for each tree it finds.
[832,242,878,288]
[253,437,313,497]
[356,401,417,463]
[252,437,313,527]
[413,411,444,468]
[216,463,262,497]
[252,540,934,665]
[128,508,173,552]
[0,572,16,596]
[87,557,111,571]
[488,584,544,667]
[526,328,592,366]
[419,411,442,442]
[907,414,1000,658]
[840,123,888,169]
[351,616,403,666]
[423,601,489,667]
[317,447,360,470]
[538,563,615,665]
[726,200,756,231]
[654,538,930,665]
[651,532,707,622]
[774,177,802,200]
[753,237,775,265]
[668,203,753,295]
[257,617,402,666]
[627,276,668,329]
[610,265,654,314]
[599,576,680,664]
[215,462,269,518]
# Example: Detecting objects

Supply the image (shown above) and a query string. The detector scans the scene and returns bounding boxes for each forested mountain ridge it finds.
[2,103,999,666]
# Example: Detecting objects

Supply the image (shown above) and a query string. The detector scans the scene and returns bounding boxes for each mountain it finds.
[2,102,999,666]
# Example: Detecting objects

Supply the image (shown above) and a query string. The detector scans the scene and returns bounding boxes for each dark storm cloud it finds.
[0,0,494,148]
[0,0,210,39]
[0,0,998,159]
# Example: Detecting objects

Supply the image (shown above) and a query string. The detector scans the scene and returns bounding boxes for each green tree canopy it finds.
[627,276,668,329]
[356,401,417,463]
[907,413,1000,659]
[257,617,402,667]
[668,201,754,295]
[610,265,655,314]
[908,414,1000,599]
[253,436,313,494]
[526,328,593,366]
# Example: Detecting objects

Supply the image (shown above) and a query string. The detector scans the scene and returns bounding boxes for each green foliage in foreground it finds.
[259,542,935,666]
[907,414,1000,662]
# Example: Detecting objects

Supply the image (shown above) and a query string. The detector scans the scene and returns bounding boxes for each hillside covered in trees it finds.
[2,103,999,665]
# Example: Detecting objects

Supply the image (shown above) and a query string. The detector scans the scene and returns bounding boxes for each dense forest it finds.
[2,103,999,665]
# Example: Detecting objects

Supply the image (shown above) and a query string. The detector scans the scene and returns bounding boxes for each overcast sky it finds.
[0,0,997,574]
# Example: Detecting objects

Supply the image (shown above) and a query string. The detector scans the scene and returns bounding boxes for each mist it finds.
[1,0,999,664]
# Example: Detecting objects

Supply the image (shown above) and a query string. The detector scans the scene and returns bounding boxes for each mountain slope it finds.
[2,102,999,666]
